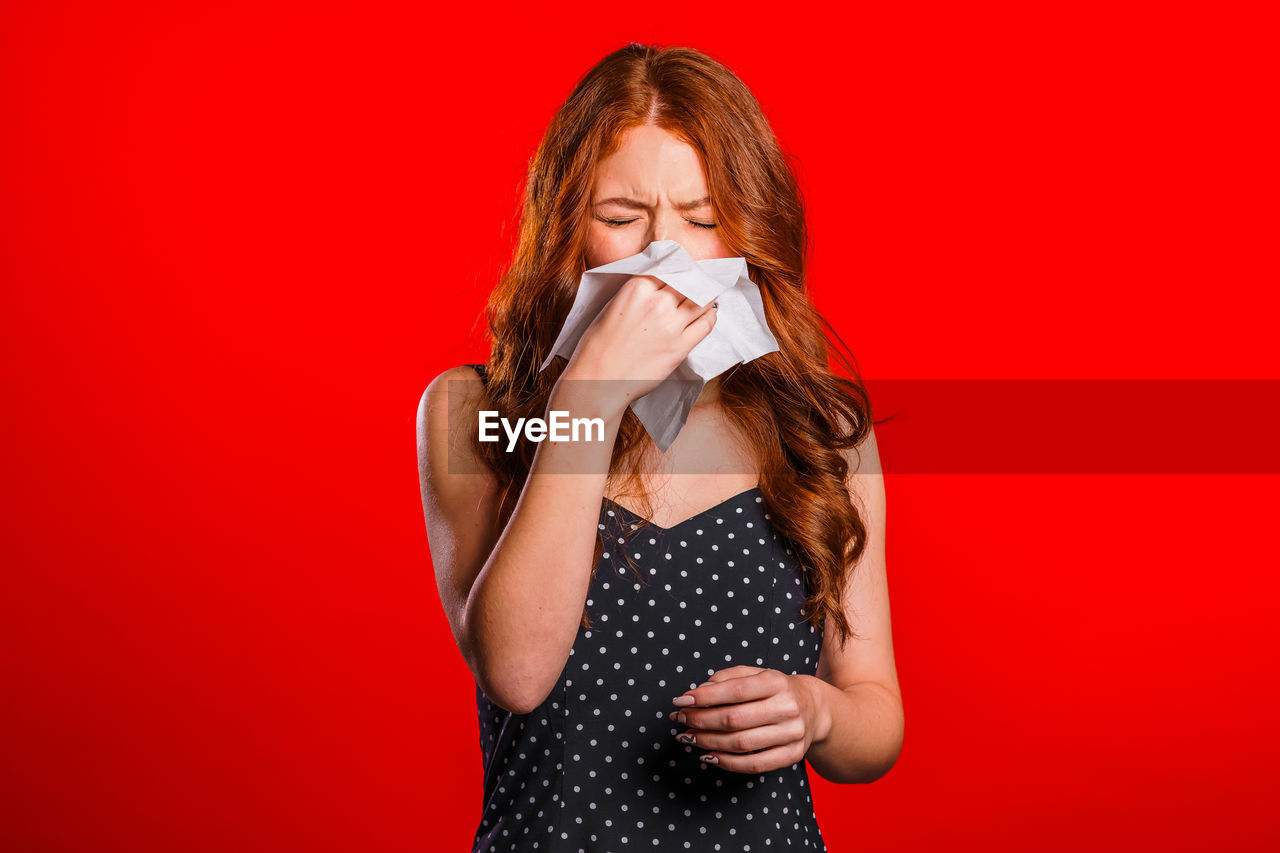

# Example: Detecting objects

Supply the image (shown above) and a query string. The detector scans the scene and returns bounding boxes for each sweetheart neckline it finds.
[600,485,763,534]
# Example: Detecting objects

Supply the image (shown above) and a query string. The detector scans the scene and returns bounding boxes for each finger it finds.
[677,719,803,754]
[676,303,716,348]
[630,273,665,291]
[658,281,702,313]
[673,666,766,701]
[671,296,712,336]
[657,281,721,316]
[698,742,808,774]
[670,282,720,315]
[657,282,700,313]
[702,665,768,684]
[673,667,785,709]
[616,274,663,304]
[671,691,797,731]
[676,295,717,331]
[667,670,752,704]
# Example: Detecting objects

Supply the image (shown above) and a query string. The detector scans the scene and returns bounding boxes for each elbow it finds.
[476,666,558,715]
[854,707,905,784]
[502,694,549,716]
[859,715,905,784]
[813,702,905,785]
[860,744,903,785]
[467,640,561,715]
[817,747,902,786]
[461,599,566,715]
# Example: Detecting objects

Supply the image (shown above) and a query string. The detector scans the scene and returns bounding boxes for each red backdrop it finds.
[2,1,1277,850]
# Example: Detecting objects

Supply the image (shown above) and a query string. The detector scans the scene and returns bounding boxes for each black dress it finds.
[465,364,827,852]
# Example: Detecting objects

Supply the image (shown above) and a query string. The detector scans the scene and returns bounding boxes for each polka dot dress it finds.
[466,367,827,853]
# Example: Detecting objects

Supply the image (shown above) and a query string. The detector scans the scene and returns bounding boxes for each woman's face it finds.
[584,124,732,268]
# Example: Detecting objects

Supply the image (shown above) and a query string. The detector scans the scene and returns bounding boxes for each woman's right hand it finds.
[559,274,719,416]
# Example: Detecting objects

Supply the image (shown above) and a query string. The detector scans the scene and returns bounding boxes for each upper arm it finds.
[416,365,503,667]
[814,425,901,704]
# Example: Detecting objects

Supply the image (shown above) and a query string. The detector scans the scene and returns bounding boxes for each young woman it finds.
[418,43,902,852]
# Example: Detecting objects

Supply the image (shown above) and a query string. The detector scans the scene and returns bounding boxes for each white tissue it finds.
[538,240,780,452]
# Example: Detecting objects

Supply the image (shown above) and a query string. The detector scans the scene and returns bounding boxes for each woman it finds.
[418,43,903,851]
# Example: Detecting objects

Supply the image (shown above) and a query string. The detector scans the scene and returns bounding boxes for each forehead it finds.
[593,125,707,195]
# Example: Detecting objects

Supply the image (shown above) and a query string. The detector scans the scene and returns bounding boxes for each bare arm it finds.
[417,366,626,713]
[801,426,905,783]
[416,276,720,714]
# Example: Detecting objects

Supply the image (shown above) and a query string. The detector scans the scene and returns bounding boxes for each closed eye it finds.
[597,217,718,230]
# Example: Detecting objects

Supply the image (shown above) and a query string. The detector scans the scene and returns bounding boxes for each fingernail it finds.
[699,753,719,764]
[677,733,696,744]
[672,695,695,706]
[668,710,678,721]
[676,711,686,724]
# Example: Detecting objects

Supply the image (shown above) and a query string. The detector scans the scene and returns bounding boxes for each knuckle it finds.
[623,276,656,298]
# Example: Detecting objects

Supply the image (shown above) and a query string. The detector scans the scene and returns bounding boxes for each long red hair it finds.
[472,43,876,647]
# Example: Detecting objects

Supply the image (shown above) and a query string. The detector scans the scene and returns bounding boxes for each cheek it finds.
[582,228,606,267]
[689,230,733,260]
[585,226,634,267]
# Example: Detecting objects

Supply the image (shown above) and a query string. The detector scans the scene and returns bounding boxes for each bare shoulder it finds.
[416,365,488,459]
[416,366,502,631]
[416,364,487,433]
[416,363,498,503]
[834,410,883,490]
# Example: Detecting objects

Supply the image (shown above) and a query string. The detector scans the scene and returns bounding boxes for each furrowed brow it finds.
[594,196,712,212]
[675,196,712,212]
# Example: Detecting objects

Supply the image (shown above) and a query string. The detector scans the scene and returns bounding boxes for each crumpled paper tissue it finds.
[539,239,779,452]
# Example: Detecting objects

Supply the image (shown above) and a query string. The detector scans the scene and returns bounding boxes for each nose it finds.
[648,209,672,244]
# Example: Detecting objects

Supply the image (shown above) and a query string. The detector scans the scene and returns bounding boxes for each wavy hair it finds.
[471,43,878,647]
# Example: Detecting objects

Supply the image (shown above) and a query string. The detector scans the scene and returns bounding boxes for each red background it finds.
[2,1,1277,850]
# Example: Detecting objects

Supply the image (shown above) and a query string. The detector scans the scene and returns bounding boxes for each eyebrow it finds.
[593,195,712,212]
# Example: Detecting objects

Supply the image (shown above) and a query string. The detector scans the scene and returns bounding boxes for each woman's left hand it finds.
[668,665,827,774]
